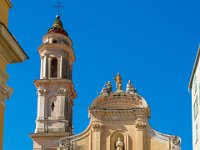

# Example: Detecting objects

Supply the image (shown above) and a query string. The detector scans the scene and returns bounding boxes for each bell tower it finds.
[30,15,76,150]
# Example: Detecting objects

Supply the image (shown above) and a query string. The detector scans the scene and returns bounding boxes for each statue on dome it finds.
[116,137,124,150]
[114,73,122,91]
[100,81,112,94]
[126,80,136,94]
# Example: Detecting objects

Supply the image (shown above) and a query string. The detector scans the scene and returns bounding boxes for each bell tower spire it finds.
[30,15,76,149]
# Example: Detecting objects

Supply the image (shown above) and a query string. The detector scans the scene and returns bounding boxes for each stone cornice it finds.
[0,22,28,63]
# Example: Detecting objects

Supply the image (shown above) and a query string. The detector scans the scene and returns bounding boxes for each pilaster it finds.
[92,122,102,150]
[135,119,147,150]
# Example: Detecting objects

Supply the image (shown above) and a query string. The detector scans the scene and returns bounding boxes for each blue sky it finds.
[3,0,197,149]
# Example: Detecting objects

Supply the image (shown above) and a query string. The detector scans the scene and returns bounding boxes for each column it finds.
[43,55,47,78]
[59,56,63,78]
[40,56,44,79]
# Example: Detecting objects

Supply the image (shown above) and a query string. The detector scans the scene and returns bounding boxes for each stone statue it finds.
[126,80,136,94]
[116,137,123,150]
[114,73,122,91]
[100,81,112,94]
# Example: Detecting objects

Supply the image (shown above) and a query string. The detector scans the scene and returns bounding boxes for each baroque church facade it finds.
[30,15,181,150]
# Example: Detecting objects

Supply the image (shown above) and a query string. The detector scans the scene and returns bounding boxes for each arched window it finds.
[51,58,58,78]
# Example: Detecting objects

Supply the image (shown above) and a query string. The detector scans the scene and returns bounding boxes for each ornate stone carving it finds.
[100,81,112,94]
[126,80,136,94]
[58,87,67,95]
[92,123,102,132]
[135,119,147,129]
[114,73,122,92]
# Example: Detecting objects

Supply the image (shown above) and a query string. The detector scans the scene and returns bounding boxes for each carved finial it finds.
[126,80,136,94]
[114,72,122,92]
[100,81,112,94]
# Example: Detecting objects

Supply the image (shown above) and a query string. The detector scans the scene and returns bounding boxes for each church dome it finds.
[89,73,149,112]
[89,91,148,110]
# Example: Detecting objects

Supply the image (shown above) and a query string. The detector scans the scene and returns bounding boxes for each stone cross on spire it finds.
[53,1,64,15]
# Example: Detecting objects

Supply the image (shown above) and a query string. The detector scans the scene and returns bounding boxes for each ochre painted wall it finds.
[0,104,4,150]
[0,0,11,26]
[0,1,11,149]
